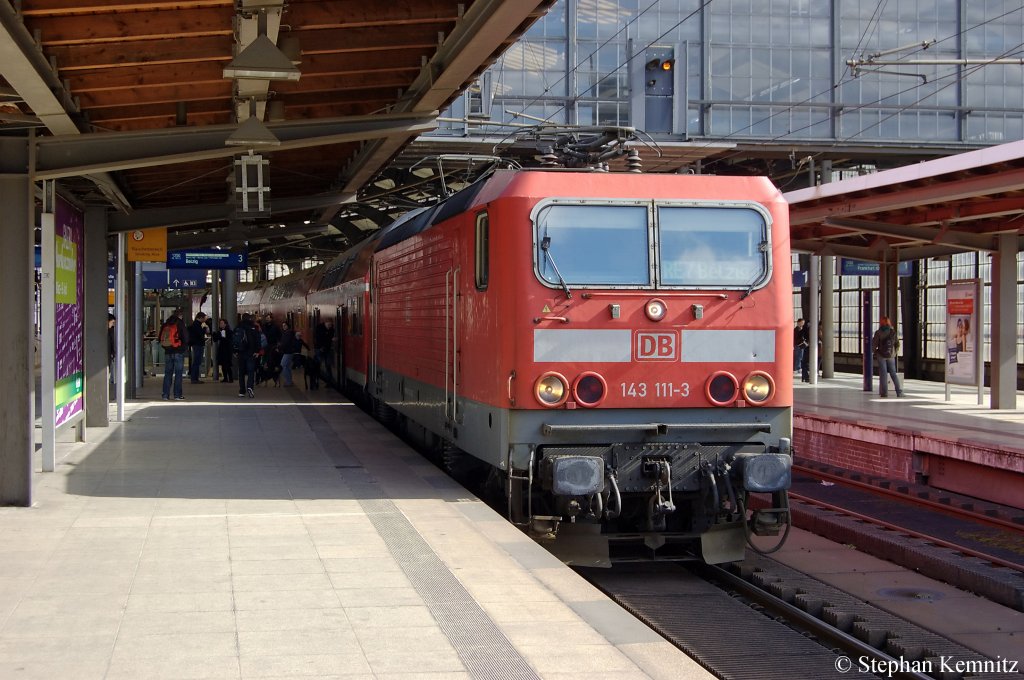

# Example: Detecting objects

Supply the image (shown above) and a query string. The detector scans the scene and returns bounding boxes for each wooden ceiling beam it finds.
[46,36,231,69]
[66,61,225,92]
[301,49,428,76]
[275,75,413,96]
[19,1,231,16]
[287,0,461,29]
[91,100,389,128]
[295,24,446,55]
[28,7,234,46]
[78,82,231,109]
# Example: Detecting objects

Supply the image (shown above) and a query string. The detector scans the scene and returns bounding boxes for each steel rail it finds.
[787,491,1024,572]
[793,463,1024,533]
[699,564,936,680]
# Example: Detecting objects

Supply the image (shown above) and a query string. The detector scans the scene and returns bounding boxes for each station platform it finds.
[2,380,708,680]
[793,374,1024,508]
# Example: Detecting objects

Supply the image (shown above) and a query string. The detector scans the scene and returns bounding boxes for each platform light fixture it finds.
[223,9,300,82]
[226,115,280,147]
[223,34,301,81]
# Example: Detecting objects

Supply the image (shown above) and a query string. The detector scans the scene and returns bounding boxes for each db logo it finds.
[635,331,678,361]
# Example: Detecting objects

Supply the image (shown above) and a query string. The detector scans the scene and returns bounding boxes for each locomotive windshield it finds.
[533,201,770,289]
[535,204,650,286]
[658,206,769,287]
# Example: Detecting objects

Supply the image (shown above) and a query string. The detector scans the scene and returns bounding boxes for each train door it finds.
[445,264,461,429]
[335,306,344,389]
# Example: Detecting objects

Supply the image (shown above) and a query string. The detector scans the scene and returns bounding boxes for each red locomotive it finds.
[245,169,793,564]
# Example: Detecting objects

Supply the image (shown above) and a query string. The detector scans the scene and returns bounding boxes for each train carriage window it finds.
[475,212,489,291]
[534,204,650,286]
[657,206,769,288]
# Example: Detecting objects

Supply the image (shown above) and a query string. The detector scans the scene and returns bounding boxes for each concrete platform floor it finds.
[3,381,710,680]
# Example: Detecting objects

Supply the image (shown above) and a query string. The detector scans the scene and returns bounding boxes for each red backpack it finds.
[159,321,182,349]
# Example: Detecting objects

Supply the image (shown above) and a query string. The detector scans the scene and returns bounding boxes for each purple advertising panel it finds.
[54,197,84,427]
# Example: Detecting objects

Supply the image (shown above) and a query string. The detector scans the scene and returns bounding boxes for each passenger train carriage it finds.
[247,169,793,564]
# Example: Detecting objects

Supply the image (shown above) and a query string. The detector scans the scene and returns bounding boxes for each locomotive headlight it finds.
[644,298,667,321]
[534,372,569,407]
[573,372,607,407]
[742,372,774,404]
[546,455,605,496]
[705,371,739,406]
[734,452,791,492]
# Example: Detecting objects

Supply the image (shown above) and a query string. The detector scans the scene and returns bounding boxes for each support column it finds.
[0,169,33,506]
[880,261,899,320]
[821,255,835,378]
[808,255,820,384]
[222,269,237,325]
[818,161,834,379]
[84,208,110,428]
[991,234,1018,409]
[210,275,220,380]
[115,233,126,421]
[133,262,143,391]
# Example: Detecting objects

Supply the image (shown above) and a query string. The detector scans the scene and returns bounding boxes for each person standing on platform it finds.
[314,318,335,384]
[159,308,188,400]
[188,312,209,384]
[213,318,234,383]
[278,321,300,387]
[234,313,260,398]
[872,316,904,398]
[793,318,809,383]
[107,313,116,385]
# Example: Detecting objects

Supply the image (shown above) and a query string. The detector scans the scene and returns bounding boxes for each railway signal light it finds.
[646,58,674,72]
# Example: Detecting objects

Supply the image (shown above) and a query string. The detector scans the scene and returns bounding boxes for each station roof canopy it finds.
[0,0,553,258]
[785,140,1024,262]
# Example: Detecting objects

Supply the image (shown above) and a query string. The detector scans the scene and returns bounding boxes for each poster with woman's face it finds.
[945,281,978,385]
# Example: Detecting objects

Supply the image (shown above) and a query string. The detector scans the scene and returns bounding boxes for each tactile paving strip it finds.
[301,407,541,680]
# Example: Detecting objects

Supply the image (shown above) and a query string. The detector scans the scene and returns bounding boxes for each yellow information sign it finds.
[126,228,167,262]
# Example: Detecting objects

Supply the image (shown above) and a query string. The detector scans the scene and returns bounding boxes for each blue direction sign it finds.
[840,258,912,277]
[167,269,204,288]
[142,270,169,289]
[167,249,247,270]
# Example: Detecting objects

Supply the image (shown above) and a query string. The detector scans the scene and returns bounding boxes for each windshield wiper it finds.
[740,272,762,300]
[740,242,770,300]
[541,236,572,299]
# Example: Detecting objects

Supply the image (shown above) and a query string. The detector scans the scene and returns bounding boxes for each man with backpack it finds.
[871,316,904,398]
[159,308,189,400]
[234,313,261,398]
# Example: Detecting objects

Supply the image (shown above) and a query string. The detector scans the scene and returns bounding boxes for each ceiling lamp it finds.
[226,115,280,147]
[227,97,280,147]
[223,34,300,81]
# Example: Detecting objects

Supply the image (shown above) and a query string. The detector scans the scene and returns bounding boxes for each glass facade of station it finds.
[432,0,1024,374]
[437,0,1024,145]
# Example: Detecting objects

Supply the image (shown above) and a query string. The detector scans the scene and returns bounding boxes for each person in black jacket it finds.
[872,316,904,398]
[235,314,261,398]
[159,308,189,400]
[793,318,809,383]
[107,313,116,385]
[187,312,210,384]
[213,318,234,383]
[314,318,335,384]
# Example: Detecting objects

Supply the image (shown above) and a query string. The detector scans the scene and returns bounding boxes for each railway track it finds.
[793,463,1024,538]
[776,463,1024,610]
[581,557,1018,680]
